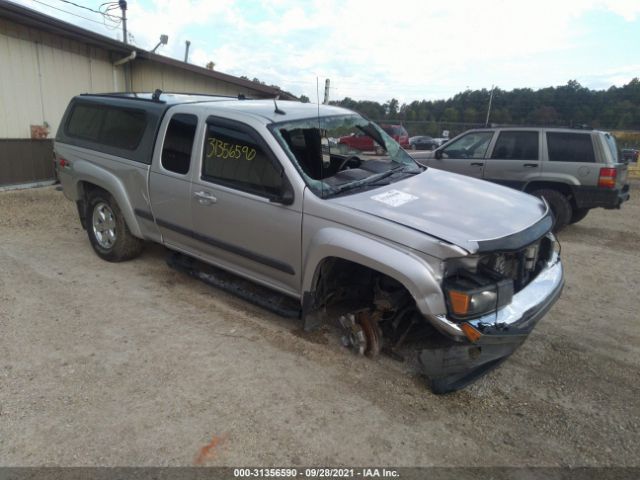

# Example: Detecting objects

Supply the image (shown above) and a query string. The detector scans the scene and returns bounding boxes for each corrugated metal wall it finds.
[0,16,269,186]
[0,139,54,185]
[131,61,255,98]
[0,18,125,139]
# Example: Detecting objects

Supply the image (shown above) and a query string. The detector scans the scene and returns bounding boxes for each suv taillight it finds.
[598,167,617,188]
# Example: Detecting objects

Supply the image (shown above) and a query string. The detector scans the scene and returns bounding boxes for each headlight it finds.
[444,272,513,320]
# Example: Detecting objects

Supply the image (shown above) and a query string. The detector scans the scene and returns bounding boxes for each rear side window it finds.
[202,123,283,197]
[547,132,595,163]
[491,131,539,160]
[604,134,620,163]
[65,103,146,151]
[161,114,198,175]
[66,104,103,141]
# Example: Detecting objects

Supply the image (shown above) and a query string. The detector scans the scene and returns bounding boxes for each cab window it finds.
[161,114,197,175]
[202,123,283,197]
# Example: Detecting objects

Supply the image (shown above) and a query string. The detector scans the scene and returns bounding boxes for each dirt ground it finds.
[0,182,638,467]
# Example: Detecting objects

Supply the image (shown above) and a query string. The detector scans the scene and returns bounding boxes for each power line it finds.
[29,0,116,26]
[55,0,120,20]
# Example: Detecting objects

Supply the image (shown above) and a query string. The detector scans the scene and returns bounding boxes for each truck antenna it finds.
[273,96,285,115]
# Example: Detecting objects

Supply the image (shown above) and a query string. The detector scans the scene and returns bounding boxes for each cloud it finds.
[12,0,640,102]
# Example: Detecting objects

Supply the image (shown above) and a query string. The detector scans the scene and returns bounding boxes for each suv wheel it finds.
[531,189,572,232]
[87,190,143,262]
[569,207,589,225]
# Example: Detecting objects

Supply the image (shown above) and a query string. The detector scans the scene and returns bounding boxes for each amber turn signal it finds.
[461,322,482,343]
[448,290,470,316]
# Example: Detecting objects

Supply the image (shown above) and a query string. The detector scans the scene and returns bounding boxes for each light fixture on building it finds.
[151,34,169,53]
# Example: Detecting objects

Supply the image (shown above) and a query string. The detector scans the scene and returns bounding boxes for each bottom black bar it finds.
[0,467,638,480]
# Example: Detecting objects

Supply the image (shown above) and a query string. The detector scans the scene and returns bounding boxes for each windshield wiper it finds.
[327,165,420,197]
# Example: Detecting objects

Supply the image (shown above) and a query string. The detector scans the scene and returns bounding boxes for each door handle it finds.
[523,163,538,168]
[194,191,217,204]
[470,162,484,167]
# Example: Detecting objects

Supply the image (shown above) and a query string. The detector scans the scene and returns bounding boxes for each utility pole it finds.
[119,0,128,44]
[485,85,495,127]
[184,40,191,62]
[323,79,330,104]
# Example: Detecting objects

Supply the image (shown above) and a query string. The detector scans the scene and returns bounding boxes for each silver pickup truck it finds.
[54,92,564,393]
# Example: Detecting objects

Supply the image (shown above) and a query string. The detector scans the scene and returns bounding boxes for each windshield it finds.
[271,114,421,197]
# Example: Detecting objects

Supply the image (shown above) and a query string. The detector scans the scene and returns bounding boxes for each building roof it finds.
[0,1,296,99]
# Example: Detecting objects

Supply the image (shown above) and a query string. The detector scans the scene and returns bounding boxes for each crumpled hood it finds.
[329,168,549,253]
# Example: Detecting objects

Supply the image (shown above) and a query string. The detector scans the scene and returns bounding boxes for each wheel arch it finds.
[301,228,446,329]
[73,165,143,238]
[524,180,577,208]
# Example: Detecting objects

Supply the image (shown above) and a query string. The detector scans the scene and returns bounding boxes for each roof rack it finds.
[79,92,167,104]
[487,123,594,130]
[78,91,251,106]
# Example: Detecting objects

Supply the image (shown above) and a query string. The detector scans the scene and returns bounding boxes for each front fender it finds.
[302,227,447,317]
[72,160,144,238]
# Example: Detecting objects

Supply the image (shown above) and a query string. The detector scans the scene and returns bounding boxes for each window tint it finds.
[161,114,197,174]
[66,104,103,141]
[443,131,494,158]
[202,124,283,196]
[546,132,595,163]
[66,103,146,150]
[491,131,539,160]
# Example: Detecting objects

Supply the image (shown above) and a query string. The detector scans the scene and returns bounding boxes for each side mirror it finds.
[435,149,443,160]
[270,184,294,205]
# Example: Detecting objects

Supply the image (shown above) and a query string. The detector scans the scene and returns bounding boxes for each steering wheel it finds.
[337,155,361,171]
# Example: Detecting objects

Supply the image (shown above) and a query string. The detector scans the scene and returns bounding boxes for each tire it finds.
[569,207,589,224]
[86,190,143,262]
[530,188,572,232]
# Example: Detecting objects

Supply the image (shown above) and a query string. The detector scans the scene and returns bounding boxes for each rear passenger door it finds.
[189,118,302,296]
[482,130,541,188]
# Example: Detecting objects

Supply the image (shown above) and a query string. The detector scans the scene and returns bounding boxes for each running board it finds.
[166,252,301,319]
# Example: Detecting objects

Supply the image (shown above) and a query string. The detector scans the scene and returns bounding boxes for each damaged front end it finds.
[321,230,563,394]
[422,232,564,393]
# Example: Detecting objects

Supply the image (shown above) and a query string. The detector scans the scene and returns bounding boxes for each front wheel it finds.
[87,191,143,262]
[530,188,572,232]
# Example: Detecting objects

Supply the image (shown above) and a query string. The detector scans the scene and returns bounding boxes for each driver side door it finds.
[189,118,303,296]
[427,131,496,178]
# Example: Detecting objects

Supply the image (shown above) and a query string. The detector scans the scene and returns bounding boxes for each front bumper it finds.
[420,256,564,393]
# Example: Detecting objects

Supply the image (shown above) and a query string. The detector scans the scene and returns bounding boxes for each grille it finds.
[479,238,549,292]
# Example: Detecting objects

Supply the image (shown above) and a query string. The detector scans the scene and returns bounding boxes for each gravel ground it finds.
[0,182,638,467]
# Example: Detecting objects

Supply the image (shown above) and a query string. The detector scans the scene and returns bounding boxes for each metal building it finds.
[0,1,292,188]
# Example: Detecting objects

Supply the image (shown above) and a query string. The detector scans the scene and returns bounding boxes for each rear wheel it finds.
[531,188,572,232]
[87,190,143,262]
[569,207,589,224]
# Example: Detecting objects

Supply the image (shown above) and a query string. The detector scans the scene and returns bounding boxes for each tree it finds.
[384,98,399,117]
[328,78,640,130]
[442,107,459,123]
[299,95,310,103]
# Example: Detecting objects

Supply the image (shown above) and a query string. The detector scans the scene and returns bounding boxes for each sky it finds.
[12,0,640,103]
